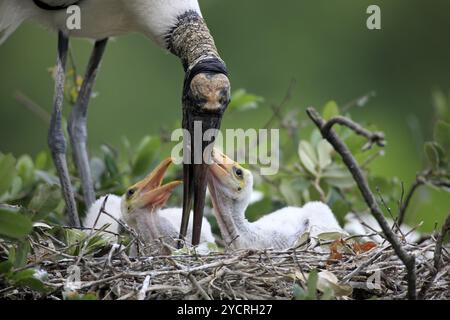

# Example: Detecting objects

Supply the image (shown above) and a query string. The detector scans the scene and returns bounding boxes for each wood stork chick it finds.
[207,150,344,250]
[0,1,231,244]
[83,158,215,250]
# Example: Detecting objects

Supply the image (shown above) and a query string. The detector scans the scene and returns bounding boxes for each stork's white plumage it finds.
[0,0,231,245]
[207,150,344,250]
[83,158,215,249]
[0,0,201,44]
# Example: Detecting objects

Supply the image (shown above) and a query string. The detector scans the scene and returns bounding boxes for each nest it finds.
[1,232,448,300]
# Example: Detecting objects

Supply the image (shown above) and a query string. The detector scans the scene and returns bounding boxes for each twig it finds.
[398,175,426,226]
[341,91,376,113]
[90,196,109,235]
[262,79,296,129]
[14,91,51,124]
[306,107,417,300]
[188,274,211,300]
[341,247,387,283]
[321,116,385,150]
[418,212,450,299]
[138,275,151,300]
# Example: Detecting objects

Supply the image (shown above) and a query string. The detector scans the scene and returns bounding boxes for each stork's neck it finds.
[166,11,222,70]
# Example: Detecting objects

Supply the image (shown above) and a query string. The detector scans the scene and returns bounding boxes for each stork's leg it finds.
[48,31,80,227]
[68,38,108,208]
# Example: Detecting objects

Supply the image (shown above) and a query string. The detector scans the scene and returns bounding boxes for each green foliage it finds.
[293,269,335,300]
[0,153,17,196]
[0,209,32,240]
[322,100,340,120]
[64,292,98,300]
[132,136,161,177]
[228,89,264,112]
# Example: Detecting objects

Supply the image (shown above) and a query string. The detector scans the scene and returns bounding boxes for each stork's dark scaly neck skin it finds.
[33,0,82,11]
[167,11,221,70]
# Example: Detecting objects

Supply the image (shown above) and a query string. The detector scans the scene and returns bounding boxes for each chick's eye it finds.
[127,188,136,198]
[235,167,243,178]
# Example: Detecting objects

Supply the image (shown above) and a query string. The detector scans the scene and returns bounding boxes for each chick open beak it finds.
[209,148,236,180]
[129,158,182,211]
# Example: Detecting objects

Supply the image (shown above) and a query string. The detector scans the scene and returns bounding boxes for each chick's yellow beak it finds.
[209,148,237,180]
[128,158,182,211]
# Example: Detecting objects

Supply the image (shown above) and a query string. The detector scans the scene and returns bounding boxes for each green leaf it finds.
[16,155,35,187]
[34,152,48,170]
[65,229,86,255]
[132,136,161,177]
[317,140,333,170]
[310,129,323,147]
[10,269,49,293]
[10,269,35,281]
[424,142,440,170]
[280,180,301,206]
[228,89,264,112]
[293,284,307,300]
[307,269,319,299]
[14,241,30,268]
[298,141,318,175]
[322,101,339,120]
[8,176,23,200]
[0,209,33,239]
[101,145,119,178]
[0,261,13,274]
[323,166,355,189]
[432,90,449,122]
[0,154,17,195]
[28,184,61,218]
[434,121,450,152]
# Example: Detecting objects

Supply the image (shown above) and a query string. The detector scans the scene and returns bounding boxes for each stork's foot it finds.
[48,31,80,227]
[68,38,108,208]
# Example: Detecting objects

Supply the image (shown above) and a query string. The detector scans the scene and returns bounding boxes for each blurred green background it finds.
[0,0,449,230]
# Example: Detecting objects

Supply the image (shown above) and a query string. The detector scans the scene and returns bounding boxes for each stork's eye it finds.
[234,167,243,179]
[127,188,136,199]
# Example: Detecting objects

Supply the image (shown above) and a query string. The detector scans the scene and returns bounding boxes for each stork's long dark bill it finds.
[180,111,223,246]
[178,57,230,247]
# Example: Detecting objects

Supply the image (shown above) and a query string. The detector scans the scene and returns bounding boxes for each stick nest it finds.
[1,234,448,300]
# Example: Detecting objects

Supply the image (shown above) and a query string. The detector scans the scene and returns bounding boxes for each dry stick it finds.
[418,212,450,299]
[306,107,417,300]
[322,116,385,150]
[14,91,51,124]
[398,175,426,226]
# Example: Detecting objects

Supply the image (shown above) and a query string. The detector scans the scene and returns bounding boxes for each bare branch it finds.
[14,91,51,124]
[306,107,417,300]
[419,212,450,299]
[398,172,429,226]
[322,116,386,150]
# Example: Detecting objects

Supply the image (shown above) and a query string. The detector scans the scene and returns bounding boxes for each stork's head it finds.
[207,149,253,204]
[121,158,182,222]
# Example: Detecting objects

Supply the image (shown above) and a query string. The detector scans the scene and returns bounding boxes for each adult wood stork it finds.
[83,158,215,250]
[207,149,344,250]
[0,0,230,245]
